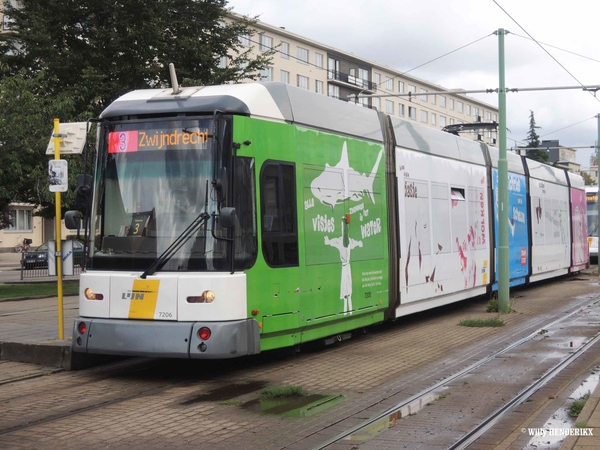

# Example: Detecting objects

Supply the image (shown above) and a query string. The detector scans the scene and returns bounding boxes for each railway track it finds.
[312,298,600,449]
[1,277,598,450]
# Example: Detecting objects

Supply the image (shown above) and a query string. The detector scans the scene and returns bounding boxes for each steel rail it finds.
[311,298,599,450]
[448,331,600,449]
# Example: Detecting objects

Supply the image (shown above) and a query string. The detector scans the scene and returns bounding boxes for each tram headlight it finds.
[187,290,215,303]
[84,288,104,300]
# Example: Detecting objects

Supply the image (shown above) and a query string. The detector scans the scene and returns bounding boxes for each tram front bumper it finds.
[72,317,261,359]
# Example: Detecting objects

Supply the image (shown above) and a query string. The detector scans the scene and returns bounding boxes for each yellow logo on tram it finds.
[128,279,160,319]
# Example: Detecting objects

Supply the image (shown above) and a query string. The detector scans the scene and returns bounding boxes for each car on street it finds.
[21,240,85,270]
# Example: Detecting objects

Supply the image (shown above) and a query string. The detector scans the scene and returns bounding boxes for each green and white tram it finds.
[69,81,584,359]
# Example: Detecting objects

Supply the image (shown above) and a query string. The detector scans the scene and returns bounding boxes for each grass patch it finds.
[233,381,249,386]
[0,282,79,300]
[568,392,591,418]
[219,400,242,406]
[486,298,498,312]
[260,385,307,399]
[459,317,505,328]
[574,420,589,428]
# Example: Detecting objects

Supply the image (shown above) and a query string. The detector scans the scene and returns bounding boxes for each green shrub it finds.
[568,393,591,418]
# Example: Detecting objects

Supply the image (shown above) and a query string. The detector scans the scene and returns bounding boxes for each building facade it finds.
[543,140,581,174]
[232,14,499,146]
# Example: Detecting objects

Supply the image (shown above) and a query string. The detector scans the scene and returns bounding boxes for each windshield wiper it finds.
[140,211,210,279]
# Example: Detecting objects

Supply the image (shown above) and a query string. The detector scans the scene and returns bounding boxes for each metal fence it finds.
[20,252,83,280]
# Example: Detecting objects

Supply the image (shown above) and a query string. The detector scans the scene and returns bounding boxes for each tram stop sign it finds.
[49,159,68,193]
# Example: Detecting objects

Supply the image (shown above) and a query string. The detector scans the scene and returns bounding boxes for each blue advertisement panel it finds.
[492,169,529,289]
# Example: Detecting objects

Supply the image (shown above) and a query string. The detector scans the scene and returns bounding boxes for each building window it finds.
[374,73,381,88]
[439,96,446,108]
[466,105,471,116]
[372,97,381,110]
[260,162,298,267]
[385,100,394,114]
[398,81,405,93]
[280,42,289,59]
[430,94,436,105]
[260,67,273,81]
[408,84,416,94]
[315,53,324,68]
[399,103,405,116]
[421,110,428,123]
[328,84,340,99]
[420,89,428,102]
[358,68,369,84]
[431,113,436,125]
[440,116,446,127]
[297,47,309,64]
[218,56,228,69]
[259,35,273,51]
[357,96,368,108]
[280,70,290,84]
[8,208,32,232]
[315,80,324,94]
[385,77,394,91]
[328,57,339,79]
[239,34,250,47]
[493,113,497,122]
[457,102,463,113]
[473,107,479,119]
[450,118,455,125]
[297,75,309,90]
[408,106,416,120]
[449,99,454,110]
[487,111,492,121]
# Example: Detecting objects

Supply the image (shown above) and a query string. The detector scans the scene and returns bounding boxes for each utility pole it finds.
[497,28,510,313]
[597,114,599,275]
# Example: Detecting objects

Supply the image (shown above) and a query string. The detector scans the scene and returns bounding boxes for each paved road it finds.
[0,270,599,449]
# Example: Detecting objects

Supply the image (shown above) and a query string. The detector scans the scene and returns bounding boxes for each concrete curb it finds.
[559,381,600,449]
[0,294,78,303]
[0,341,123,371]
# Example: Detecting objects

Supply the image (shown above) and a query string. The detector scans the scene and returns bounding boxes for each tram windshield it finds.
[88,117,257,271]
[587,189,598,238]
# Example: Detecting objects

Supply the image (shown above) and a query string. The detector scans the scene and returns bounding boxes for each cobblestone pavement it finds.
[0,272,599,449]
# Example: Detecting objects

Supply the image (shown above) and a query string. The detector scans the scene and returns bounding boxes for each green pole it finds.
[497,29,510,313]
[597,114,599,274]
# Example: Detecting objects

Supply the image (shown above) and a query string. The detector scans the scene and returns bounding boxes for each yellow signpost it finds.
[52,118,65,340]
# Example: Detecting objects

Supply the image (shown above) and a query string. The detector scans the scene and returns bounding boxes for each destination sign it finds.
[108,128,210,153]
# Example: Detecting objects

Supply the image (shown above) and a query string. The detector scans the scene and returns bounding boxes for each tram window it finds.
[260,161,299,267]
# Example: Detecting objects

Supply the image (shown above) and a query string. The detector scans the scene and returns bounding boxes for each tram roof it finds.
[389,116,487,166]
[523,158,568,186]
[100,82,383,143]
[487,146,526,175]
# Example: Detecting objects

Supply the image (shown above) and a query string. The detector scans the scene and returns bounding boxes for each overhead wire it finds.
[492,0,600,104]
[540,116,596,138]
[511,33,600,65]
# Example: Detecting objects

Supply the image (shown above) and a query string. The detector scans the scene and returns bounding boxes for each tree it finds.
[582,171,597,186]
[1,0,272,115]
[0,69,81,226]
[521,110,548,163]
[0,0,272,226]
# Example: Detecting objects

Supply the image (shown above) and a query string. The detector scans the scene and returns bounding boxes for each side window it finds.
[260,161,298,267]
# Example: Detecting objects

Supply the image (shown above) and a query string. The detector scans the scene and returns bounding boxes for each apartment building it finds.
[232,14,499,146]
[543,140,581,174]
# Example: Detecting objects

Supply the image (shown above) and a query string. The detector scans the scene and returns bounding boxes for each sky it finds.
[226,0,600,168]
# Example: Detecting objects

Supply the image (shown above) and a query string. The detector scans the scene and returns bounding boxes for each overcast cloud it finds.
[227,0,600,168]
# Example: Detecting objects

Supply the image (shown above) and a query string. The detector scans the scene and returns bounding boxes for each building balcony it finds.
[327,70,376,92]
